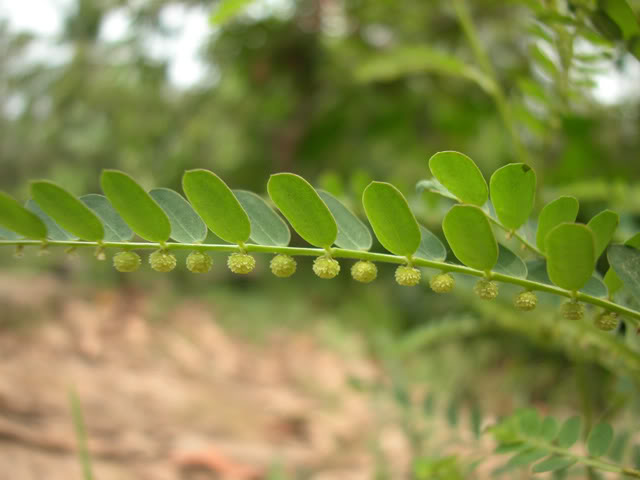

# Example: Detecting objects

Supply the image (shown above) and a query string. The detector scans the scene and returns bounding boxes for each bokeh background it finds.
[1,0,640,479]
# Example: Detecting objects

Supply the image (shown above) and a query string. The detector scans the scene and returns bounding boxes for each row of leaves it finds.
[0,152,639,307]
[490,408,640,477]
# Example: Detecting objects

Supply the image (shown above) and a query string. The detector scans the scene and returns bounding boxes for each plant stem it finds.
[452,0,537,169]
[2,238,639,325]
[487,216,544,256]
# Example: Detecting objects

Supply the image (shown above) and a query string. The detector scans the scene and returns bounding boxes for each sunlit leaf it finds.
[587,210,619,259]
[362,182,421,257]
[183,169,251,245]
[536,196,579,252]
[101,170,171,243]
[546,223,595,291]
[443,205,498,271]
[0,191,47,240]
[527,259,607,297]
[267,173,337,249]
[429,151,488,206]
[490,163,536,230]
[210,0,254,25]
[26,199,75,241]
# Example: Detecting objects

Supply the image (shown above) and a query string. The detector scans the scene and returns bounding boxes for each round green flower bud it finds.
[561,300,584,320]
[227,252,256,274]
[351,260,377,283]
[313,256,340,279]
[186,251,213,273]
[270,254,297,278]
[429,272,455,293]
[474,279,498,300]
[395,265,421,287]
[113,251,141,273]
[149,250,177,273]
[595,311,618,331]
[514,291,537,311]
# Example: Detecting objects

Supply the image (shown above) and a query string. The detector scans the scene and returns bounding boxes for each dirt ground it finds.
[0,273,420,480]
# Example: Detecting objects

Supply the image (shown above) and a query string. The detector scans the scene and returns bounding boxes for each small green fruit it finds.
[561,300,584,320]
[594,311,618,331]
[270,254,297,278]
[149,250,177,272]
[514,291,537,311]
[113,251,141,273]
[186,251,213,273]
[351,260,377,283]
[395,265,421,287]
[474,279,498,300]
[313,256,340,279]
[227,252,256,274]
[429,273,455,293]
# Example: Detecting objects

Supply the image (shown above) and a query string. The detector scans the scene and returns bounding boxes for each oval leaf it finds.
[362,182,420,257]
[80,194,134,242]
[182,170,251,245]
[234,190,290,247]
[0,191,47,239]
[428,151,488,206]
[608,245,640,302]
[587,422,614,457]
[30,181,104,242]
[149,188,207,244]
[527,259,607,297]
[490,163,536,230]
[532,455,577,473]
[604,267,624,296]
[627,233,640,249]
[536,196,579,252]
[415,225,447,262]
[587,210,619,259]
[26,200,75,241]
[546,223,595,291]
[442,205,498,271]
[318,190,372,251]
[494,244,528,278]
[267,173,337,248]
[101,170,171,243]
[557,416,581,448]
[540,416,559,442]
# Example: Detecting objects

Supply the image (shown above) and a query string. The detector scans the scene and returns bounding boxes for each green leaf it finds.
[0,191,49,240]
[429,151,488,206]
[494,244,528,278]
[536,196,579,253]
[490,163,536,230]
[442,205,498,271]
[416,178,459,201]
[234,190,290,247]
[495,443,526,454]
[518,408,540,436]
[609,431,629,462]
[527,260,608,297]
[587,422,614,457]
[149,188,207,244]
[101,170,171,243]
[415,225,447,262]
[557,416,581,448]
[30,181,104,242]
[587,210,619,259]
[80,194,134,242]
[608,245,640,302]
[540,416,559,442]
[183,169,251,245]
[362,182,421,257]
[26,200,75,241]
[626,232,640,249]
[210,0,254,25]
[532,456,577,473]
[507,448,549,468]
[599,0,640,40]
[267,173,337,249]
[318,190,372,251]
[546,223,595,291]
[354,45,496,94]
